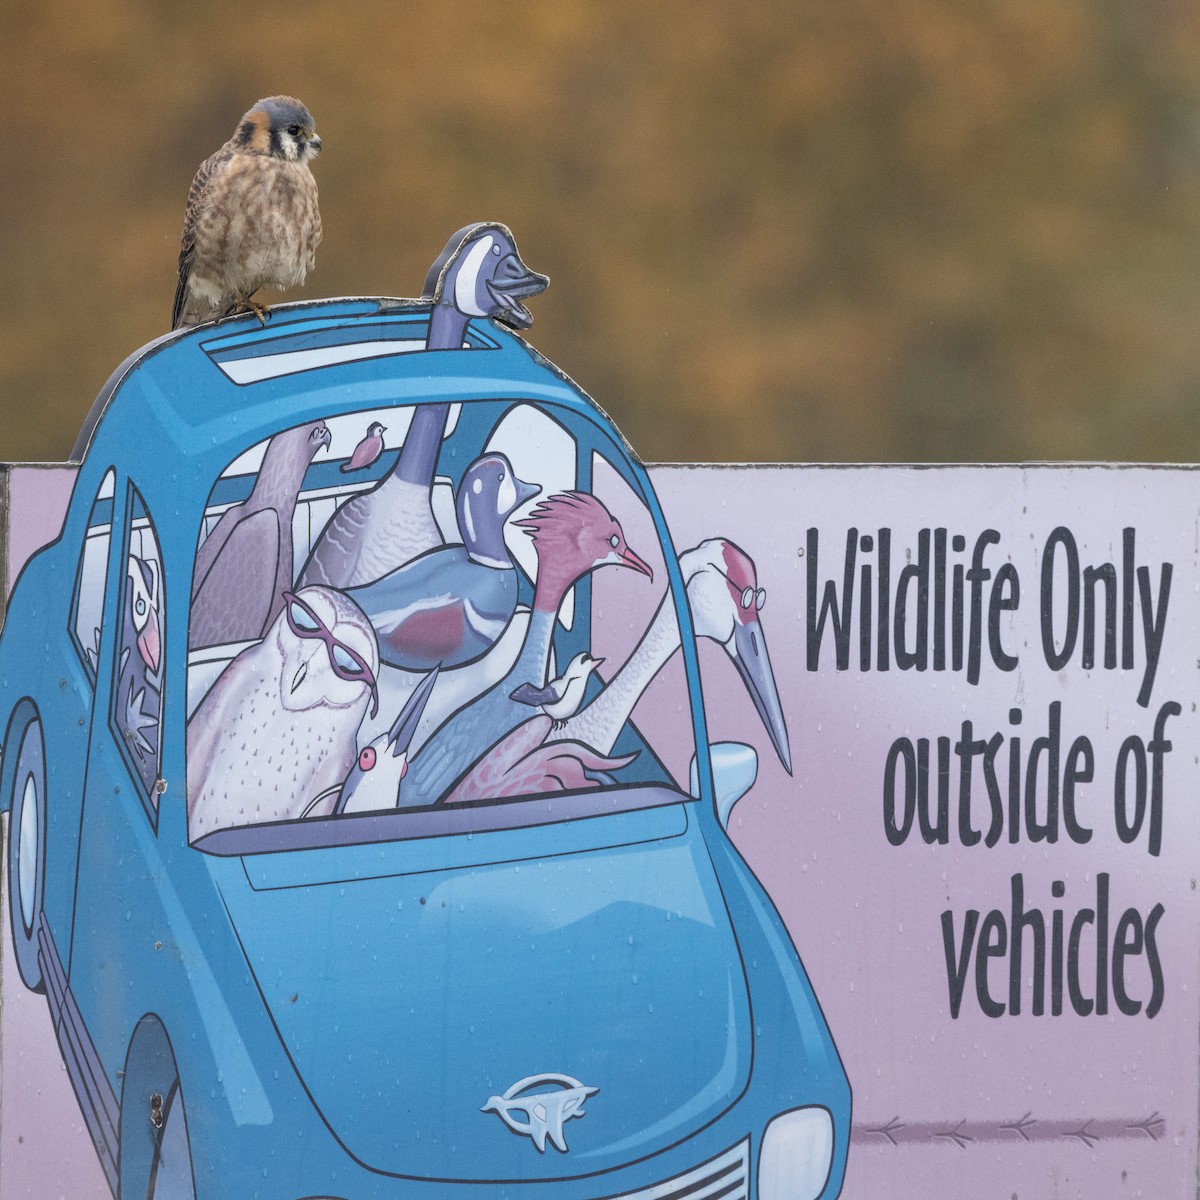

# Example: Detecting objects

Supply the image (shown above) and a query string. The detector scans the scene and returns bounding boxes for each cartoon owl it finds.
[186,586,380,839]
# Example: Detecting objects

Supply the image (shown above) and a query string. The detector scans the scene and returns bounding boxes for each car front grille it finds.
[598,1139,749,1200]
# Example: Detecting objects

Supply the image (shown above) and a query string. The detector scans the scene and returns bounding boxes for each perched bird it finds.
[402,491,653,806]
[346,453,540,670]
[334,667,441,814]
[553,538,792,773]
[172,95,322,330]
[511,652,604,729]
[298,222,548,589]
[186,587,380,839]
[340,422,387,473]
[189,420,331,650]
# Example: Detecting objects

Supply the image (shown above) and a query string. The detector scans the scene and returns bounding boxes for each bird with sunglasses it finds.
[186,586,379,838]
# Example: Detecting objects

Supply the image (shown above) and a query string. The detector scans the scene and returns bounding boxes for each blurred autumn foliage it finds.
[2,1,1200,464]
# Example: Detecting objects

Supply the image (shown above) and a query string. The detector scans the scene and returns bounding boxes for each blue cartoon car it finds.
[0,225,849,1199]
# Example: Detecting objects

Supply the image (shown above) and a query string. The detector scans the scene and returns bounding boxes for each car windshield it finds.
[185,398,697,848]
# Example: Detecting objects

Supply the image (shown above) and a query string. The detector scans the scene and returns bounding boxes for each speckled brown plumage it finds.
[172,96,322,330]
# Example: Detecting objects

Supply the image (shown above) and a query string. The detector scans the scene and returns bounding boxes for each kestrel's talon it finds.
[235,297,272,325]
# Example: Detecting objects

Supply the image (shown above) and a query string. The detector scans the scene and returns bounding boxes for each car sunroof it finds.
[201,314,500,385]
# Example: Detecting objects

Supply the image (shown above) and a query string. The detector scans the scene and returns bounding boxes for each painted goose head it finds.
[422,222,549,331]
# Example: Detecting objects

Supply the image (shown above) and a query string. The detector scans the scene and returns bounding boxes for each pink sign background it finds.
[2,462,1196,1199]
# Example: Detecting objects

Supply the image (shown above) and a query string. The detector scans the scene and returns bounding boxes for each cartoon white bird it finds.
[186,587,380,839]
[510,652,604,730]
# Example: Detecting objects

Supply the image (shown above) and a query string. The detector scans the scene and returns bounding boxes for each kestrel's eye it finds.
[287,124,302,137]
[289,601,320,632]
[609,534,620,549]
[332,645,365,676]
[358,746,377,772]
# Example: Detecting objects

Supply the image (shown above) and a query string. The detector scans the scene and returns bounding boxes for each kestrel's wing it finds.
[188,510,280,649]
[172,144,234,330]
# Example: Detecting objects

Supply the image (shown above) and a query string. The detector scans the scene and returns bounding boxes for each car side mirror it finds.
[690,742,759,828]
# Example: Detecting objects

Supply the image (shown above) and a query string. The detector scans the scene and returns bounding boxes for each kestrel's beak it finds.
[308,133,322,155]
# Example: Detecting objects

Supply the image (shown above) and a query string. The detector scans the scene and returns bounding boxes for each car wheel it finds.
[147,1079,196,1200]
[6,714,46,992]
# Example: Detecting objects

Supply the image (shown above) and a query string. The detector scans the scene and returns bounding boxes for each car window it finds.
[111,485,165,812]
[70,468,116,680]
[185,400,695,847]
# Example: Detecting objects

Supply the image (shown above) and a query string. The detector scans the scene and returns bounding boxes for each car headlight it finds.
[758,1106,834,1200]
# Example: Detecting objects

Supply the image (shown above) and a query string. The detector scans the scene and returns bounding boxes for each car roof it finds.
[70,297,634,492]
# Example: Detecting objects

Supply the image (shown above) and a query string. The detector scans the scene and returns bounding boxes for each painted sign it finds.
[654,463,1197,1199]
[0,227,1195,1199]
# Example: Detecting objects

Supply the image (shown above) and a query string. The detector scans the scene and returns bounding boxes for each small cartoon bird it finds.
[511,652,604,729]
[341,422,387,473]
[172,96,322,330]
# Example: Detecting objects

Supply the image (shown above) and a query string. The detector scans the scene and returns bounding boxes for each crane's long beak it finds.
[729,617,792,775]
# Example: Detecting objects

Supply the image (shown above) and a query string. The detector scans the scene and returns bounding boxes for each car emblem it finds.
[481,1073,598,1153]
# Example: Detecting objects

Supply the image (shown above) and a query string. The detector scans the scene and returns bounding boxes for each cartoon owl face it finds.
[274,587,379,716]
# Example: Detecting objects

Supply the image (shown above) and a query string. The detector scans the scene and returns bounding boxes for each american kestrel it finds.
[172,95,323,330]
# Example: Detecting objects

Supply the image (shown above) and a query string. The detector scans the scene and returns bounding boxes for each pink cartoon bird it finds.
[341,422,387,473]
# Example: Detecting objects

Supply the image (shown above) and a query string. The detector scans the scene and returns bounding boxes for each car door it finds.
[67,478,174,1082]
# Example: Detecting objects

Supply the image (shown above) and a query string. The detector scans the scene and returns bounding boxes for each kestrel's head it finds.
[234,96,321,163]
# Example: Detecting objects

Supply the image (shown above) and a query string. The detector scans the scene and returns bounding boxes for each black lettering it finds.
[1041,526,1079,670]
[942,908,979,1020]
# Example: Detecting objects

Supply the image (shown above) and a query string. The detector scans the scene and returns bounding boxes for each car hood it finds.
[218,806,752,1182]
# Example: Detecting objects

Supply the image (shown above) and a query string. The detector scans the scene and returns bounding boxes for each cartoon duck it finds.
[346,453,540,670]
[298,223,548,589]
